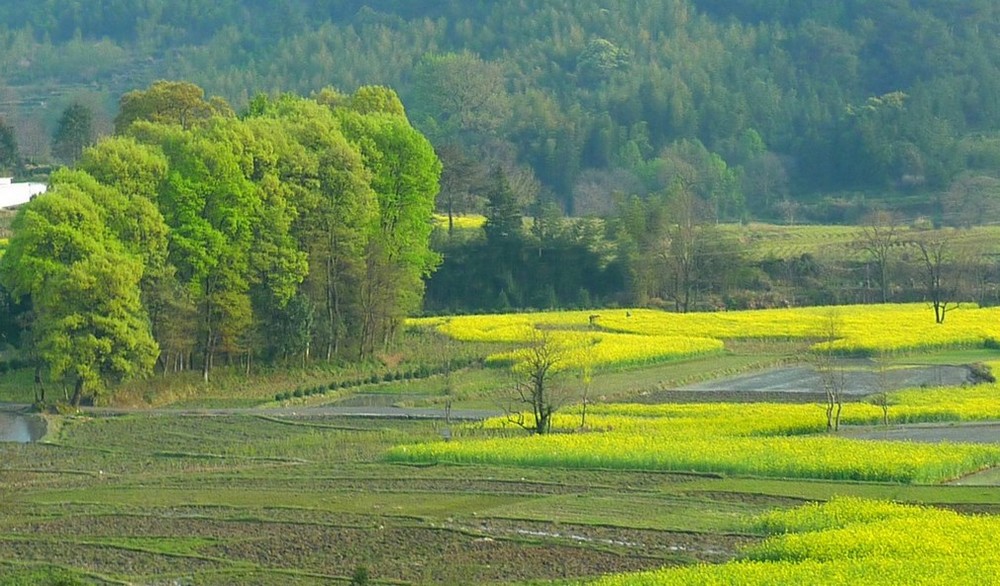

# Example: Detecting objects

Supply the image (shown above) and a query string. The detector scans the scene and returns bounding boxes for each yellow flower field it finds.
[411,304,1000,373]
[431,213,486,230]
[588,497,1000,585]
[597,304,1000,355]
[387,386,1000,483]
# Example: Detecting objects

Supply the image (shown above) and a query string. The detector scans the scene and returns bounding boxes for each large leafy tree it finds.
[114,80,233,133]
[209,115,309,365]
[0,182,157,405]
[250,94,377,360]
[128,121,259,381]
[409,51,511,144]
[76,137,193,370]
[336,88,442,356]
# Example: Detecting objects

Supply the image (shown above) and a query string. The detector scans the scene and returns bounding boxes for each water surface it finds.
[0,411,45,443]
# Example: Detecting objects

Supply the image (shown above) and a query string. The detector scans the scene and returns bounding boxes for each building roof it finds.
[0,177,47,209]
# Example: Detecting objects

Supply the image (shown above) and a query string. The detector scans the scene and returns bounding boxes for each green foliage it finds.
[2,81,443,387]
[484,166,523,243]
[5,0,1000,210]
[114,80,233,133]
[0,117,18,175]
[0,179,157,405]
[50,102,94,164]
[409,51,510,143]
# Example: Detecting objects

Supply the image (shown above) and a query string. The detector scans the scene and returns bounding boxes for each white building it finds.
[0,177,47,209]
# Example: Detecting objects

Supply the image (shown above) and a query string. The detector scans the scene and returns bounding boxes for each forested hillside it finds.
[3,1,1000,220]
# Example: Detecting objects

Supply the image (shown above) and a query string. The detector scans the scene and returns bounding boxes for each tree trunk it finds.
[70,377,84,408]
[202,291,214,383]
[325,249,336,361]
[33,365,45,403]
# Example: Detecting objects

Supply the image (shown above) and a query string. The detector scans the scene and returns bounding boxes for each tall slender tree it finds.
[0,117,18,175]
[52,102,95,164]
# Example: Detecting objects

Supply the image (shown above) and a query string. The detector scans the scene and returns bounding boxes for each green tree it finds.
[114,80,233,133]
[410,51,510,144]
[0,117,18,175]
[336,90,442,357]
[76,137,186,370]
[51,102,95,164]
[484,165,523,243]
[254,94,377,360]
[129,121,258,381]
[435,142,487,235]
[0,185,156,406]
[577,38,630,84]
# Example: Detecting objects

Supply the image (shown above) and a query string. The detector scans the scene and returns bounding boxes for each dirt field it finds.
[839,421,1000,445]
[679,361,972,396]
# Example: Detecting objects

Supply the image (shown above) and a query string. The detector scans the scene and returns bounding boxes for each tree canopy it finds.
[0,82,441,401]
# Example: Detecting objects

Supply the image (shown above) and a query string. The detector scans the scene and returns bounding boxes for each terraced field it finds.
[3,303,1000,584]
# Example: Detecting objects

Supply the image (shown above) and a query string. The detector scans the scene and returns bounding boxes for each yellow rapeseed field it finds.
[387,386,1000,483]
[431,213,486,230]
[588,497,1000,585]
[411,304,1000,373]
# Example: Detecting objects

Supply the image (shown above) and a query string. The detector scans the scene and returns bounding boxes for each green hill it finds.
[2,1,1000,219]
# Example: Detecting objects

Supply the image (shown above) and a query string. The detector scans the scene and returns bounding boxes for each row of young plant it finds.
[273,358,479,402]
[587,497,1000,585]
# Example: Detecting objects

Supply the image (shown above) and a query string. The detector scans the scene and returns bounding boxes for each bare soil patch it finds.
[678,362,972,396]
[9,513,750,584]
[838,421,1000,445]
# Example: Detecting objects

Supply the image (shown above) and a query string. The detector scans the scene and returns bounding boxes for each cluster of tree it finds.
[0,102,96,175]
[4,1,1000,221]
[425,191,1000,319]
[0,81,440,404]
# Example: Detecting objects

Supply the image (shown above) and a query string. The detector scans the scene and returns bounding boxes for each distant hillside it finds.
[3,0,1000,221]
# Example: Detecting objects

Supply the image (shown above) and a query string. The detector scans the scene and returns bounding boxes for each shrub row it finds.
[273,358,479,402]
[0,358,37,374]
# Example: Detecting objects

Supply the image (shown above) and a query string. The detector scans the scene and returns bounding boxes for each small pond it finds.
[0,411,46,443]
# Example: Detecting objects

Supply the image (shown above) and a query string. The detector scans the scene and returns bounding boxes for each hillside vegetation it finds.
[2,1,1000,220]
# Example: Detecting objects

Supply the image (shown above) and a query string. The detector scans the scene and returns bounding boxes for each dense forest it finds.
[3,0,1000,221]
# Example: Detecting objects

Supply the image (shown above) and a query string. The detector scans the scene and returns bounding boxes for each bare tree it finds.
[910,234,962,324]
[503,328,569,435]
[815,311,844,432]
[942,174,1000,228]
[855,209,899,303]
[870,351,891,426]
[578,335,599,430]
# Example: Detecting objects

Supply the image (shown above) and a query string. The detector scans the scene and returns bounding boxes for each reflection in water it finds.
[0,411,44,443]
